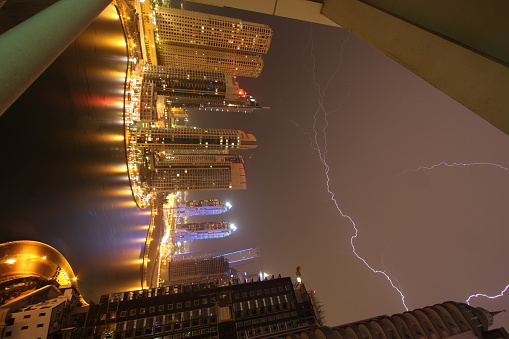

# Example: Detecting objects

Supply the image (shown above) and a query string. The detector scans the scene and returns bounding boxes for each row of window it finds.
[237,320,301,339]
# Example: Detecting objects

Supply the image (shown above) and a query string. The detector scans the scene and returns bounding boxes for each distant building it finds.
[82,276,320,339]
[130,124,257,153]
[175,221,237,241]
[170,199,232,217]
[166,257,236,285]
[146,154,247,192]
[173,248,261,266]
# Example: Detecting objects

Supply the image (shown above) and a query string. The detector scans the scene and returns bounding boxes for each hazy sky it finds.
[184,2,509,329]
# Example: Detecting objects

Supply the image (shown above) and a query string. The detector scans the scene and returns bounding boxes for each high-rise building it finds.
[155,44,264,78]
[155,7,272,54]
[140,64,258,109]
[146,154,247,192]
[175,221,237,241]
[131,125,257,152]
[169,199,233,217]
[82,276,321,339]
[166,257,235,285]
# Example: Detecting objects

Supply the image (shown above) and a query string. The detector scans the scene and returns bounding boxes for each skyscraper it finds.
[146,154,247,192]
[155,7,272,54]
[154,7,272,77]
[169,199,233,217]
[131,125,257,152]
[140,64,258,109]
[175,222,237,241]
[155,45,264,78]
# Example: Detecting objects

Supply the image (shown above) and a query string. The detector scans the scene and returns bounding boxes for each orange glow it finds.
[115,200,137,208]
[109,165,127,173]
[103,134,125,142]
[133,225,150,231]
[112,188,132,196]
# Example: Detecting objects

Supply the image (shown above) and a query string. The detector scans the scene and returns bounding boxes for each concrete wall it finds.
[321,0,509,135]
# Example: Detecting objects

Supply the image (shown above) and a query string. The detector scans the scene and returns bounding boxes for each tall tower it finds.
[154,7,272,77]
[155,7,272,53]
[146,154,247,192]
[169,199,233,216]
[131,125,257,152]
[174,221,237,241]
[155,45,264,78]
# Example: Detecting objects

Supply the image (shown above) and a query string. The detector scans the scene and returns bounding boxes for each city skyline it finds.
[0,0,508,335]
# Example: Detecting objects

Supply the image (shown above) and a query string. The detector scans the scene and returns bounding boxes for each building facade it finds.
[166,257,234,286]
[175,222,236,242]
[155,44,264,78]
[131,125,257,152]
[155,7,272,54]
[170,199,232,217]
[146,154,247,192]
[82,276,320,339]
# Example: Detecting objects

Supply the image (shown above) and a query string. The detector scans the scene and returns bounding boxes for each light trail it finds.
[466,284,509,304]
[399,161,509,175]
[306,26,408,310]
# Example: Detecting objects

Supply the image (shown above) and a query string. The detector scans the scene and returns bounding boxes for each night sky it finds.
[183,2,509,329]
[0,1,507,332]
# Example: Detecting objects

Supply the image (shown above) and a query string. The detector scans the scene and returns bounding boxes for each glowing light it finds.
[306,28,408,310]
[5,259,16,264]
[229,224,237,231]
[399,161,509,175]
[467,284,509,304]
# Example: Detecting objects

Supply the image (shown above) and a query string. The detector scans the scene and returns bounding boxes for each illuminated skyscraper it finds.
[174,221,237,242]
[154,7,272,77]
[146,154,247,192]
[170,199,233,217]
[155,45,264,78]
[131,124,257,153]
[155,7,272,54]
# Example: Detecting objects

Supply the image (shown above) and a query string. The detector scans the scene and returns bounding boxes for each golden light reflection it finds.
[112,188,132,196]
[115,200,138,208]
[109,134,124,142]
[109,165,127,173]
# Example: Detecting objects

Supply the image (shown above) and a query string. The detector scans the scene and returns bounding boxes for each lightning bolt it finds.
[466,284,509,304]
[307,26,409,310]
[399,161,509,306]
[399,161,509,175]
